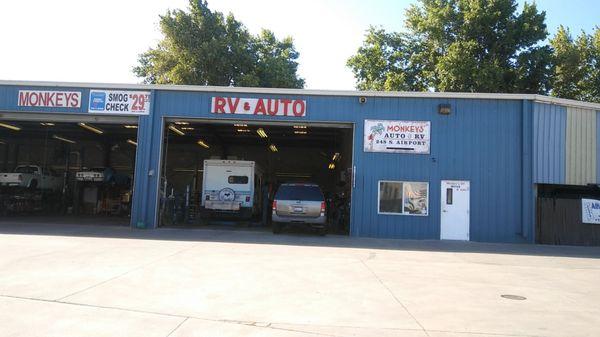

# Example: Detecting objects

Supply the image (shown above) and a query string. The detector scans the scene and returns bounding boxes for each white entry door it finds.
[440,180,470,240]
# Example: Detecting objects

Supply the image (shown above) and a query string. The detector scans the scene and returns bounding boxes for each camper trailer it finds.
[201,160,263,219]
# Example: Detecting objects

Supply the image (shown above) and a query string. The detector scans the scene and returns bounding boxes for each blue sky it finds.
[0,0,597,90]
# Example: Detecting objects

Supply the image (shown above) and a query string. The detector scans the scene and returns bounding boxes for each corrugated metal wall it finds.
[143,92,526,243]
[566,107,597,185]
[532,103,566,184]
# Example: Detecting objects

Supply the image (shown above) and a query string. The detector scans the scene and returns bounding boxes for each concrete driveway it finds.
[1,223,599,337]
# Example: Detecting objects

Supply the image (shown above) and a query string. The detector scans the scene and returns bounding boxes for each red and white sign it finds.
[18,90,81,108]
[211,97,306,117]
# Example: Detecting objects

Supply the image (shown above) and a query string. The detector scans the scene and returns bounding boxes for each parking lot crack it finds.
[359,258,431,337]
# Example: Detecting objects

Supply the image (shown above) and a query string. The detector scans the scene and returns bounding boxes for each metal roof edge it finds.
[1,79,599,110]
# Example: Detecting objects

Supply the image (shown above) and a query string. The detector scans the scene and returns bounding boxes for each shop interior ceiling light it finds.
[124,125,138,129]
[52,135,76,144]
[0,122,21,131]
[168,125,185,136]
[328,163,335,170]
[269,144,278,152]
[257,128,268,138]
[197,140,210,148]
[293,125,307,129]
[174,121,189,125]
[127,139,138,146]
[40,122,55,126]
[234,123,248,127]
[332,152,340,161]
[294,130,308,135]
[78,122,104,135]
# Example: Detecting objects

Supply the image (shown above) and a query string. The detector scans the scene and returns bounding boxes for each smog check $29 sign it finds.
[89,90,151,115]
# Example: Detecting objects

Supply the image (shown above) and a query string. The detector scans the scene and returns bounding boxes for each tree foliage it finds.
[133,1,304,88]
[551,26,600,102]
[348,0,553,94]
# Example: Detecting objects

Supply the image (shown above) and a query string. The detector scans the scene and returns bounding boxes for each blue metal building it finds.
[1,80,600,244]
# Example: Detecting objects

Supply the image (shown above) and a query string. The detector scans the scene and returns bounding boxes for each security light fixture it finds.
[0,122,21,131]
[40,122,55,126]
[78,122,104,135]
[438,104,451,115]
[168,125,185,136]
[197,140,210,148]
[328,163,336,170]
[127,139,138,146]
[257,128,268,138]
[52,135,76,144]
[269,144,278,152]
[359,97,367,104]
[124,125,138,129]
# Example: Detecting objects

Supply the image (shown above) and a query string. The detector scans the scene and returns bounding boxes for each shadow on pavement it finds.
[1,220,600,259]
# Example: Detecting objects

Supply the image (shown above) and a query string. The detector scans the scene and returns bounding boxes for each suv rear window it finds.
[275,185,324,201]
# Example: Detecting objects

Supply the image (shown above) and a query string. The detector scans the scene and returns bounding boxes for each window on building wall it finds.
[378,181,429,216]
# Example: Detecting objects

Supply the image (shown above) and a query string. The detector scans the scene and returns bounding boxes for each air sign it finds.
[364,120,431,154]
[582,198,600,224]
[89,90,151,115]
[211,97,306,117]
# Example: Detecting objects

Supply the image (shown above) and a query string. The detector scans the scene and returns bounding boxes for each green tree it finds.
[551,26,600,102]
[348,0,552,94]
[133,1,304,88]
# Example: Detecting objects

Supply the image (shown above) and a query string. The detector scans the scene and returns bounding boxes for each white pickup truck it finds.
[0,165,62,191]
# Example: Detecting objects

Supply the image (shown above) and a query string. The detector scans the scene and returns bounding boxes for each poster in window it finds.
[403,182,429,215]
[378,181,403,214]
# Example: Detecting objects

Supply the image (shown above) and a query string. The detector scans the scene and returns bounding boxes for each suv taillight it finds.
[320,201,326,216]
[272,200,277,213]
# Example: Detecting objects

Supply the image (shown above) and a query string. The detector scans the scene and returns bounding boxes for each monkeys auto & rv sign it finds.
[365,120,431,154]
[211,97,307,117]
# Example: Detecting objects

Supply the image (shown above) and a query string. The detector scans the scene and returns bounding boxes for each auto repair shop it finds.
[1,80,600,245]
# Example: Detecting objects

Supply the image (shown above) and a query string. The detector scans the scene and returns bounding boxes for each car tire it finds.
[272,222,282,234]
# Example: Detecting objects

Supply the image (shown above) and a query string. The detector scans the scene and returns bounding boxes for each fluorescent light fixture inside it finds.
[294,131,307,135]
[237,129,251,133]
[0,122,21,131]
[40,122,55,126]
[52,134,76,144]
[124,125,138,129]
[293,125,307,129]
[0,140,5,145]
[332,152,340,161]
[234,123,248,127]
[181,127,194,131]
[197,140,209,148]
[269,144,278,152]
[127,139,138,146]
[328,163,335,170]
[174,121,189,125]
[257,128,268,138]
[168,125,185,136]
[78,122,103,134]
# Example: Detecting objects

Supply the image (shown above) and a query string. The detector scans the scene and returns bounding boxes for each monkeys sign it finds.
[211,97,306,117]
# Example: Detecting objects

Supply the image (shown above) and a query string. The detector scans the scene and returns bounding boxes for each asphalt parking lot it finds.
[1,223,599,337]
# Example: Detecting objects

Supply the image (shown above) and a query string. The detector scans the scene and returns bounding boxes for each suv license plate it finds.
[293,207,303,212]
